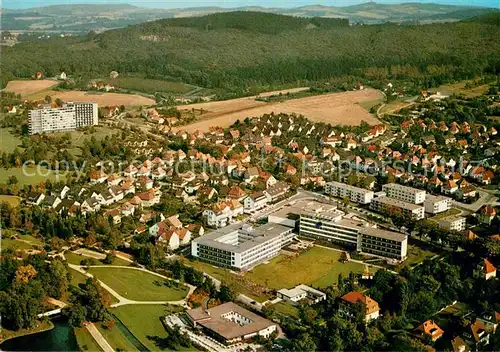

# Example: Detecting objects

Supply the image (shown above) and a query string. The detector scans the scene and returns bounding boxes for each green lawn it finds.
[65,251,131,266]
[0,195,21,207]
[96,322,138,352]
[1,234,43,252]
[189,247,375,302]
[188,260,271,302]
[273,301,300,318]
[88,267,189,301]
[47,126,117,157]
[0,128,23,153]
[246,246,375,289]
[112,304,184,351]
[0,166,66,185]
[429,208,462,222]
[403,244,439,268]
[69,268,90,286]
[74,327,103,352]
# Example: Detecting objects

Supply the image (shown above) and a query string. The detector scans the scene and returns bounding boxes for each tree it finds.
[14,265,37,284]
[55,98,63,107]
[218,284,236,302]
[66,304,87,327]
[103,253,114,265]
[45,95,52,103]
[290,332,316,351]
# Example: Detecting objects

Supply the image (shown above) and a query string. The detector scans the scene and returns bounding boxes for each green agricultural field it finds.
[88,267,188,301]
[103,77,196,95]
[112,304,184,351]
[0,128,23,153]
[245,246,375,289]
[65,251,131,266]
[0,195,21,207]
[0,166,66,186]
[96,322,138,352]
[74,327,103,352]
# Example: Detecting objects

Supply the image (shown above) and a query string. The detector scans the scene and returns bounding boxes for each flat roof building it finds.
[438,216,466,232]
[29,102,98,135]
[358,227,408,261]
[186,302,277,344]
[424,194,452,214]
[277,284,326,305]
[371,196,425,220]
[191,223,294,270]
[382,183,426,204]
[325,181,374,204]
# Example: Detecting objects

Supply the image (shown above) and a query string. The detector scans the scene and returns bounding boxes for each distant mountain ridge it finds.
[1,2,498,33]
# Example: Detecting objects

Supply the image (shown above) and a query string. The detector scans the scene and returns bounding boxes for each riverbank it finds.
[0,320,54,344]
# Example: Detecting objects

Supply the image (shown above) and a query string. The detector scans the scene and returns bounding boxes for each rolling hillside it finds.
[1,11,499,93]
[1,2,498,33]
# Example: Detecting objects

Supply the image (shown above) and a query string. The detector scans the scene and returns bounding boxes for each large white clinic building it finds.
[191,223,294,270]
[382,183,426,204]
[292,200,408,261]
[29,102,98,134]
[324,181,374,204]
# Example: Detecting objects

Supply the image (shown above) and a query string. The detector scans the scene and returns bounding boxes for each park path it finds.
[86,323,114,352]
[68,264,195,308]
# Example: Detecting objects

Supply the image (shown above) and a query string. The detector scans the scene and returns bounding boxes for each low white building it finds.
[382,183,426,204]
[277,285,326,305]
[324,181,374,204]
[439,216,466,232]
[424,194,452,214]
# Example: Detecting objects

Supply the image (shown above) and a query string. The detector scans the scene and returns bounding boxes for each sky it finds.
[3,0,500,9]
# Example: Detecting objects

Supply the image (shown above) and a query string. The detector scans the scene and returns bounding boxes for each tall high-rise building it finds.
[29,102,98,134]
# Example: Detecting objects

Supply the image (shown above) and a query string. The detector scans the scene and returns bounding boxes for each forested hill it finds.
[156,12,349,34]
[1,11,500,91]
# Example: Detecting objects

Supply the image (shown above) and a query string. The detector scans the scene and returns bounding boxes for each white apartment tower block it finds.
[29,102,98,134]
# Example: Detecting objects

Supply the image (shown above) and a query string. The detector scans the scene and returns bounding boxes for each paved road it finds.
[452,189,499,212]
[86,323,114,352]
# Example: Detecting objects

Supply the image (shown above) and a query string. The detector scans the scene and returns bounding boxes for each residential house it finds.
[415,320,444,342]
[339,292,380,323]
[156,227,180,250]
[137,189,160,207]
[89,170,108,184]
[244,167,260,183]
[475,259,497,280]
[243,191,268,214]
[264,181,290,202]
[478,205,496,225]
[26,191,45,205]
[227,186,247,202]
[104,209,122,224]
[463,320,490,350]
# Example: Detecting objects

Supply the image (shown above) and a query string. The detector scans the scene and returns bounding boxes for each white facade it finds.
[243,192,268,214]
[325,181,374,204]
[424,194,452,214]
[370,196,425,220]
[382,183,426,204]
[29,102,98,134]
[439,216,466,232]
[191,223,294,270]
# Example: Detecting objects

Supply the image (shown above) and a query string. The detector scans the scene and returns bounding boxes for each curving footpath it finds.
[68,264,196,308]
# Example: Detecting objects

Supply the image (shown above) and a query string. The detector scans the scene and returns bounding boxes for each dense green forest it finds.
[1,12,500,92]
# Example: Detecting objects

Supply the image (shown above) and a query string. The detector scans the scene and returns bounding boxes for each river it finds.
[0,318,78,351]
